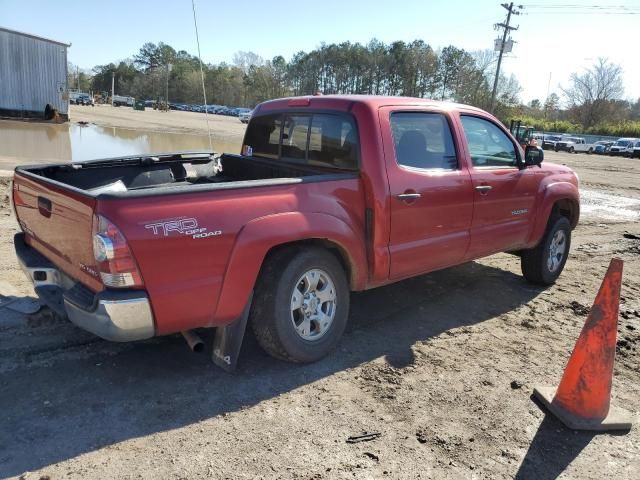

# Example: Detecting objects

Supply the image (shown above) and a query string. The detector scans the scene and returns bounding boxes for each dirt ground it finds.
[69,104,247,137]
[0,120,638,479]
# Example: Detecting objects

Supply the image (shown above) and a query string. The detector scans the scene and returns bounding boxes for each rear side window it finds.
[243,113,358,170]
[243,114,281,160]
[390,112,457,170]
[460,115,517,167]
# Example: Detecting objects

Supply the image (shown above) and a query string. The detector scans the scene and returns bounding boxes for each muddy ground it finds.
[0,138,638,479]
[69,104,247,138]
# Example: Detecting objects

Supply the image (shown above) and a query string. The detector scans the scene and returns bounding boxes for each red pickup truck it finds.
[12,95,579,366]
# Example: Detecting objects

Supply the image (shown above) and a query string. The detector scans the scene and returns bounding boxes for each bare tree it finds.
[232,51,264,74]
[562,58,624,127]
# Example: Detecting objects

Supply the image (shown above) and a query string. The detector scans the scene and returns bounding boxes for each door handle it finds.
[475,185,493,193]
[396,193,422,200]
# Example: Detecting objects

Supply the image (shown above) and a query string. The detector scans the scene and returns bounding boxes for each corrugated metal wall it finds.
[0,29,68,116]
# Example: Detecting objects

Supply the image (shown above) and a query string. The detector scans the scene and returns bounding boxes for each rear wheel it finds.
[521,215,571,285]
[251,247,350,363]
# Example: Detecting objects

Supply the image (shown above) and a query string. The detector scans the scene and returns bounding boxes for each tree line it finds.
[70,40,640,136]
[79,40,520,116]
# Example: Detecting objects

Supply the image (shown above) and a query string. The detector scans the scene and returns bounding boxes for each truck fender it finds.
[213,212,367,323]
[526,181,580,247]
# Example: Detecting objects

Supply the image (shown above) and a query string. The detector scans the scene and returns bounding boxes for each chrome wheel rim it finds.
[547,230,567,273]
[290,269,337,341]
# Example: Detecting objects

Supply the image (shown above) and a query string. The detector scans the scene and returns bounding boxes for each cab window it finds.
[390,112,457,170]
[460,115,518,167]
[243,113,358,170]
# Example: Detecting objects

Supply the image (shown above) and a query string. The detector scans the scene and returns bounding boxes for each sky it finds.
[1,0,638,104]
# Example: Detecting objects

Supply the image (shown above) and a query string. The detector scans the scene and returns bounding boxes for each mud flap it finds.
[212,292,253,372]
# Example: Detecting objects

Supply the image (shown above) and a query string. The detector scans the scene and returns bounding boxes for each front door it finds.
[380,108,474,280]
[458,114,539,259]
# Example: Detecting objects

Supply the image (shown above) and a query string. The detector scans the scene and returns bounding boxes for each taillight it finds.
[92,214,143,288]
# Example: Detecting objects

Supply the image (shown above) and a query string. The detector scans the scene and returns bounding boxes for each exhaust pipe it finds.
[181,330,204,353]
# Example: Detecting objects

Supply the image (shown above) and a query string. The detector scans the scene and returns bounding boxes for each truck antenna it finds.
[191,0,214,153]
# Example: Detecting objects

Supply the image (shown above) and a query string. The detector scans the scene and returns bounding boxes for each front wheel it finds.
[521,216,571,285]
[251,247,350,363]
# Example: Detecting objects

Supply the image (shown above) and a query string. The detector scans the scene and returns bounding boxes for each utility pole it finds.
[76,66,80,91]
[165,63,170,112]
[111,72,115,107]
[544,71,552,120]
[490,2,521,113]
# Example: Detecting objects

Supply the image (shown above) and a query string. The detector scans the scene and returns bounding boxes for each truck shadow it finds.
[1,260,545,477]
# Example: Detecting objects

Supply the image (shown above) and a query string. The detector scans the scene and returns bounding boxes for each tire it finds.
[251,247,350,363]
[521,215,571,285]
[569,147,575,153]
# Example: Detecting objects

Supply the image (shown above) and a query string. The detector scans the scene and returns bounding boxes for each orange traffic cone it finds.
[533,258,633,431]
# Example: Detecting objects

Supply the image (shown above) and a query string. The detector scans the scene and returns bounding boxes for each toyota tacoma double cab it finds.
[12,95,580,366]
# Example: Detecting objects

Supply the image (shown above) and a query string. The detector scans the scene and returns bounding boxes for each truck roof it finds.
[256,95,488,115]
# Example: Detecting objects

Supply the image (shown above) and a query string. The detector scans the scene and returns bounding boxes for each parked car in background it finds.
[238,108,252,123]
[609,138,638,156]
[555,137,587,153]
[532,133,545,146]
[77,94,94,106]
[593,141,614,155]
[632,141,640,159]
[69,92,93,106]
[112,95,135,107]
[542,135,562,150]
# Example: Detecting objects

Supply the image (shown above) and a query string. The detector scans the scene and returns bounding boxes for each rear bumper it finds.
[14,233,155,342]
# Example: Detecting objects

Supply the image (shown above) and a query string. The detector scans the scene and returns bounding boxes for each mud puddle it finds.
[0,120,240,163]
[579,189,640,221]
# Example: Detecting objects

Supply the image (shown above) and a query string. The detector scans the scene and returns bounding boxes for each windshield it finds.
[614,140,631,147]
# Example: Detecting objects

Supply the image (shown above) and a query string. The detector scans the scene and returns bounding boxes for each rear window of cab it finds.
[243,113,359,170]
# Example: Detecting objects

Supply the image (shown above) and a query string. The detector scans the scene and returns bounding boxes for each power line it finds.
[490,2,523,113]
[522,3,640,14]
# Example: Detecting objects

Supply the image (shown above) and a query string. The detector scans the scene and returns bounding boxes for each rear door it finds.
[12,173,102,291]
[457,114,539,259]
[380,107,474,279]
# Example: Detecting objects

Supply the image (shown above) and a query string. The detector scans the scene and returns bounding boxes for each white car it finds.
[555,137,592,154]
[632,141,640,159]
[238,109,253,124]
[609,138,639,157]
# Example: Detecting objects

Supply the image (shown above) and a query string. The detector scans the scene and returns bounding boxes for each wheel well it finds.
[262,239,355,289]
[552,199,578,229]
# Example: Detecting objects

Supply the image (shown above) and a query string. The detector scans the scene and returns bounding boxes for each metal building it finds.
[0,27,70,121]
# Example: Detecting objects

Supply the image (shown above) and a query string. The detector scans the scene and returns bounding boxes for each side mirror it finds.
[524,145,544,167]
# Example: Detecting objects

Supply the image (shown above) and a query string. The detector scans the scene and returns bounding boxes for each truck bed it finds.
[16,152,355,198]
[13,151,360,297]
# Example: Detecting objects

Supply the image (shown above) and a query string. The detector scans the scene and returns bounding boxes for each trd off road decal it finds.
[144,217,222,239]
